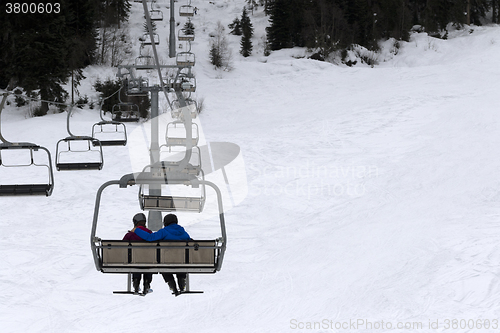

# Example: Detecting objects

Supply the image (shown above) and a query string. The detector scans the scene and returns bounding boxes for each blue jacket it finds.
[134,223,191,242]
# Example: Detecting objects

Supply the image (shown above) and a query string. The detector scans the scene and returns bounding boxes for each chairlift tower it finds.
[169,0,176,58]
[114,0,197,230]
[91,1,227,294]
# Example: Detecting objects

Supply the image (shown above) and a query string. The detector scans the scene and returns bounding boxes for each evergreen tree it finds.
[143,20,157,33]
[0,0,131,115]
[240,8,254,57]
[97,0,131,28]
[468,0,490,25]
[183,20,195,35]
[0,2,73,114]
[209,22,232,69]
[493,0,500,23]
[229,17,242,35]
[266,0,293,50]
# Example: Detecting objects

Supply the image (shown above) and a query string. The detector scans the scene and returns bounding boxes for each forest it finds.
[264,0,499,59]
[0,0,131,115]
[1,0,498,114]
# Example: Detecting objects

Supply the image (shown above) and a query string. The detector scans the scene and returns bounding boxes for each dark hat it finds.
[133,213,147,225]
[163,213,178,226]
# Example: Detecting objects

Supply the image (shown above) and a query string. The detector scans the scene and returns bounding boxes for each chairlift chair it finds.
[178,29,194,42]
[171,100,198,120]
[159,145,202,175]
[55,136,104,171]
[127,78,149,97]
[90,172,227,294]
[179,5,194,17]
[138,163,206,212]
[134,55,156,70]
[112,103,141,122]
[0,143,54,196]
[164,121,199,147]
[92,121,127,146]
[141,33,160,46]
[176,52,195,67]
[180,76,196,92]
[150,9,163,21]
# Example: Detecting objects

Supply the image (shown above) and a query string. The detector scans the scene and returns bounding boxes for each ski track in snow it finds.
[2,0,500,332]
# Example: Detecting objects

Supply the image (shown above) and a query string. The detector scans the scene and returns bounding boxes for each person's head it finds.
[163,213,178,227]
[133,213,147,227]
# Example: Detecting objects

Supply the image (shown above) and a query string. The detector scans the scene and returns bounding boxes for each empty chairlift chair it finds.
[150,9,163,21]
[171,100,198,120]
[164,121,199,148]
[141,33,160,46]
[0,91,54,195]
[0,142,54,196]
[91,91,128,146]
[55,136,104,171]
[54,104,104,171]
[179,4,194,17]
[92,121,127,146]
[159,146,202,175]
[138,165,206,212]
[176,52,195,67]
[135,55,156,70]
[178,28,194,42]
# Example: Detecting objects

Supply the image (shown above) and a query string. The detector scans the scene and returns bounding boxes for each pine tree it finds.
[493,0,500,23]
[209,22,232,69]
[0,2,73,114]
[266,0,293,50]
[97,0,131,28]
[183,20,195,35]
[229,17,242,35]
[240,8,254,57]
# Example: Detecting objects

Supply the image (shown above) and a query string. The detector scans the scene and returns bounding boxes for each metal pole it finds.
[0,92,12,144]
[169,0,176,58]
[148,87,163,231]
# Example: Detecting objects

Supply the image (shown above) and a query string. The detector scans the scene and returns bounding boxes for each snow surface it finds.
[2,0,500,332]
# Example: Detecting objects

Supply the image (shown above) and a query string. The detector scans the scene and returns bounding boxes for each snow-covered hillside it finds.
[2,1,500,332]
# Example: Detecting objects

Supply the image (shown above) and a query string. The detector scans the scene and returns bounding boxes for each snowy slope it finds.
[2,0,500,332]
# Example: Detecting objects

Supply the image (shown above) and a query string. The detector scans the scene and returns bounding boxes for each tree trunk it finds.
[466,0,470,25]
[39,87,49,116]
[494,0,498,23]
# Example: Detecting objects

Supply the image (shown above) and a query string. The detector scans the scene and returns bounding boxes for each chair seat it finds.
[0,184,52,196]
[57,162,103,171]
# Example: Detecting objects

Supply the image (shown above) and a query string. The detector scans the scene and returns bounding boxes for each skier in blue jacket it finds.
[133,213,190,296]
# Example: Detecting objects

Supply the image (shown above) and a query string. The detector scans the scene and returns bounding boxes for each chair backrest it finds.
[159,241,187,264]
[99,240,218,269]
[102,240,128,265]
[188,241,216,265]
[130,242,157,264]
